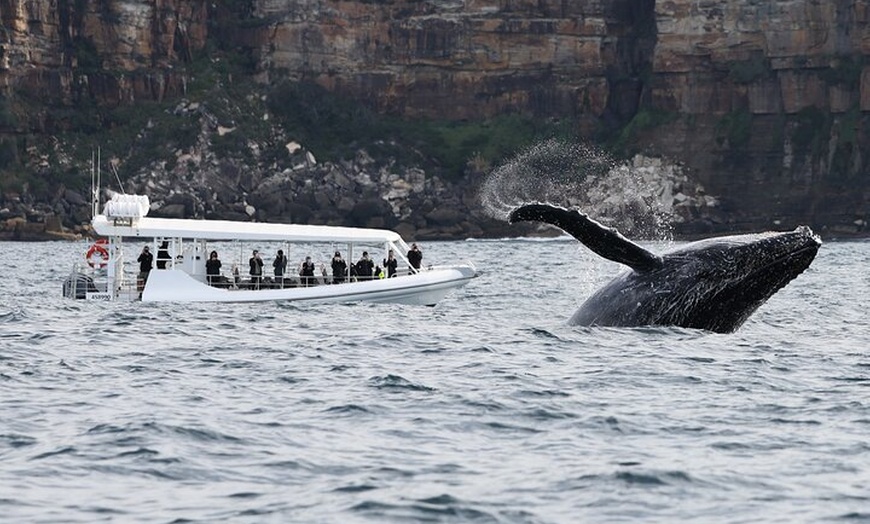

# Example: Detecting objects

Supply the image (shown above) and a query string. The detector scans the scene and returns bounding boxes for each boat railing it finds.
[201,264,429,289]
[193,260,482,290]
[67,258,474,299]
[65,264,109,295]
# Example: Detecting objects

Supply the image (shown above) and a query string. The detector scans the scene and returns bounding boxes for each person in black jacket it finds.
[299,256,316,287]
[383,249,398,278]
[407,243,422,271]
[206,250,222,286]
[249,249,264,289]
[355,251,374,280]
[137,245,153,291]
[156,241,170,269]
[273,249,287,288]
[331,251,348,284]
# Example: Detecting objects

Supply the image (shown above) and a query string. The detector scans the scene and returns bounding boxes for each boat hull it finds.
[141,266,476,306]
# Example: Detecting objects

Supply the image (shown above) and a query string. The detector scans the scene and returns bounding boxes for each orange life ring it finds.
[86,240,109,268]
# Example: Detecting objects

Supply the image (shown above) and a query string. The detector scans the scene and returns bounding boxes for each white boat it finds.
[63,193,477,305]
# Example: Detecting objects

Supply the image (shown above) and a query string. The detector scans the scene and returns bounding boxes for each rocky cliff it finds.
[242,0,650,126]
[0,0,207,107]
[1,0,868,239]
[649,0,870,235]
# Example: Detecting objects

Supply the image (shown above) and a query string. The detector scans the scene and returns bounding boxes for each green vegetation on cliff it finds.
[610,108,678,154]
[717,109,752,150]
[0,37,575,198]
[267,81,572,179]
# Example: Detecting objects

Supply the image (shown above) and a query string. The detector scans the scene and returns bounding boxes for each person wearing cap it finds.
[299,255,316,287]
[249,249,264,289]
[355,251,374,281]
[407,243,423,271]
[331,251,348,284]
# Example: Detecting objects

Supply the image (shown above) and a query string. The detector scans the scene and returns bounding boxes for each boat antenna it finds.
[110,160,126,195]
[90,147,102,218]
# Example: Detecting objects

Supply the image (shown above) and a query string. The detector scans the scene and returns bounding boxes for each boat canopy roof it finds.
[92,215,404,244]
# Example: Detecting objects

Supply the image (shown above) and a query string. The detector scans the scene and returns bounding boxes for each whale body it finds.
[509,204,821,333]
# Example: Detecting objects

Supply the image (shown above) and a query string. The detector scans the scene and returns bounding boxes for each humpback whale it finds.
[509,204,821,333]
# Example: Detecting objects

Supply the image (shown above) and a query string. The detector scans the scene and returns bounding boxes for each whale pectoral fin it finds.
[509,203,663,272]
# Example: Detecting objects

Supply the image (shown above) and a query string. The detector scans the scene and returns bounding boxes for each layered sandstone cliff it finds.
[238,0,658,138]
[650,0,870,233]
[1,0,868,237]
[0,0,207,108]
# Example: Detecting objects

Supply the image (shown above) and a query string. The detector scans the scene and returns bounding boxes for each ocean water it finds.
[2,237,869,523]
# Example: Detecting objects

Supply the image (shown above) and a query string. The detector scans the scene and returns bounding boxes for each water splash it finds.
[480,139,611,221]
[480,139,711,240]
[583,157,676,241]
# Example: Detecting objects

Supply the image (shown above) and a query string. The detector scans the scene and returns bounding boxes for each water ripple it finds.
[1,240,868,522]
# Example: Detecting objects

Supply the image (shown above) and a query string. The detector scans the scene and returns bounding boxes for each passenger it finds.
[206,250,222,286]
[249,249,264,289]
[374,265,385,279]
[407,242,423,271]
[137,245,153,291]
[299,256,316,287]
[383,249,398,278]
[355,251,374,281]
[156,241,170,269]
[331,251,348,284]
[273,249,288,288]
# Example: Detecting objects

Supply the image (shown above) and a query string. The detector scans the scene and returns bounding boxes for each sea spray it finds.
[479,139,611,221]
[480,139,716,240]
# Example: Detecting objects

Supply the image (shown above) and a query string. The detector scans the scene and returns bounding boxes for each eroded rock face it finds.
[0,0,208,105]
[1,0,868,237]
[652,1,869,114]
[1,0,650,125]
[242,0,651,129]
[648,0,870,234]
[2,0,866,136]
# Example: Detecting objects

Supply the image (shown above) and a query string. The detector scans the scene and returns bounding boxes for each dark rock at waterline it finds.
[350,198,393,225]
[4,144,863,241]
[425,208,464,226]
